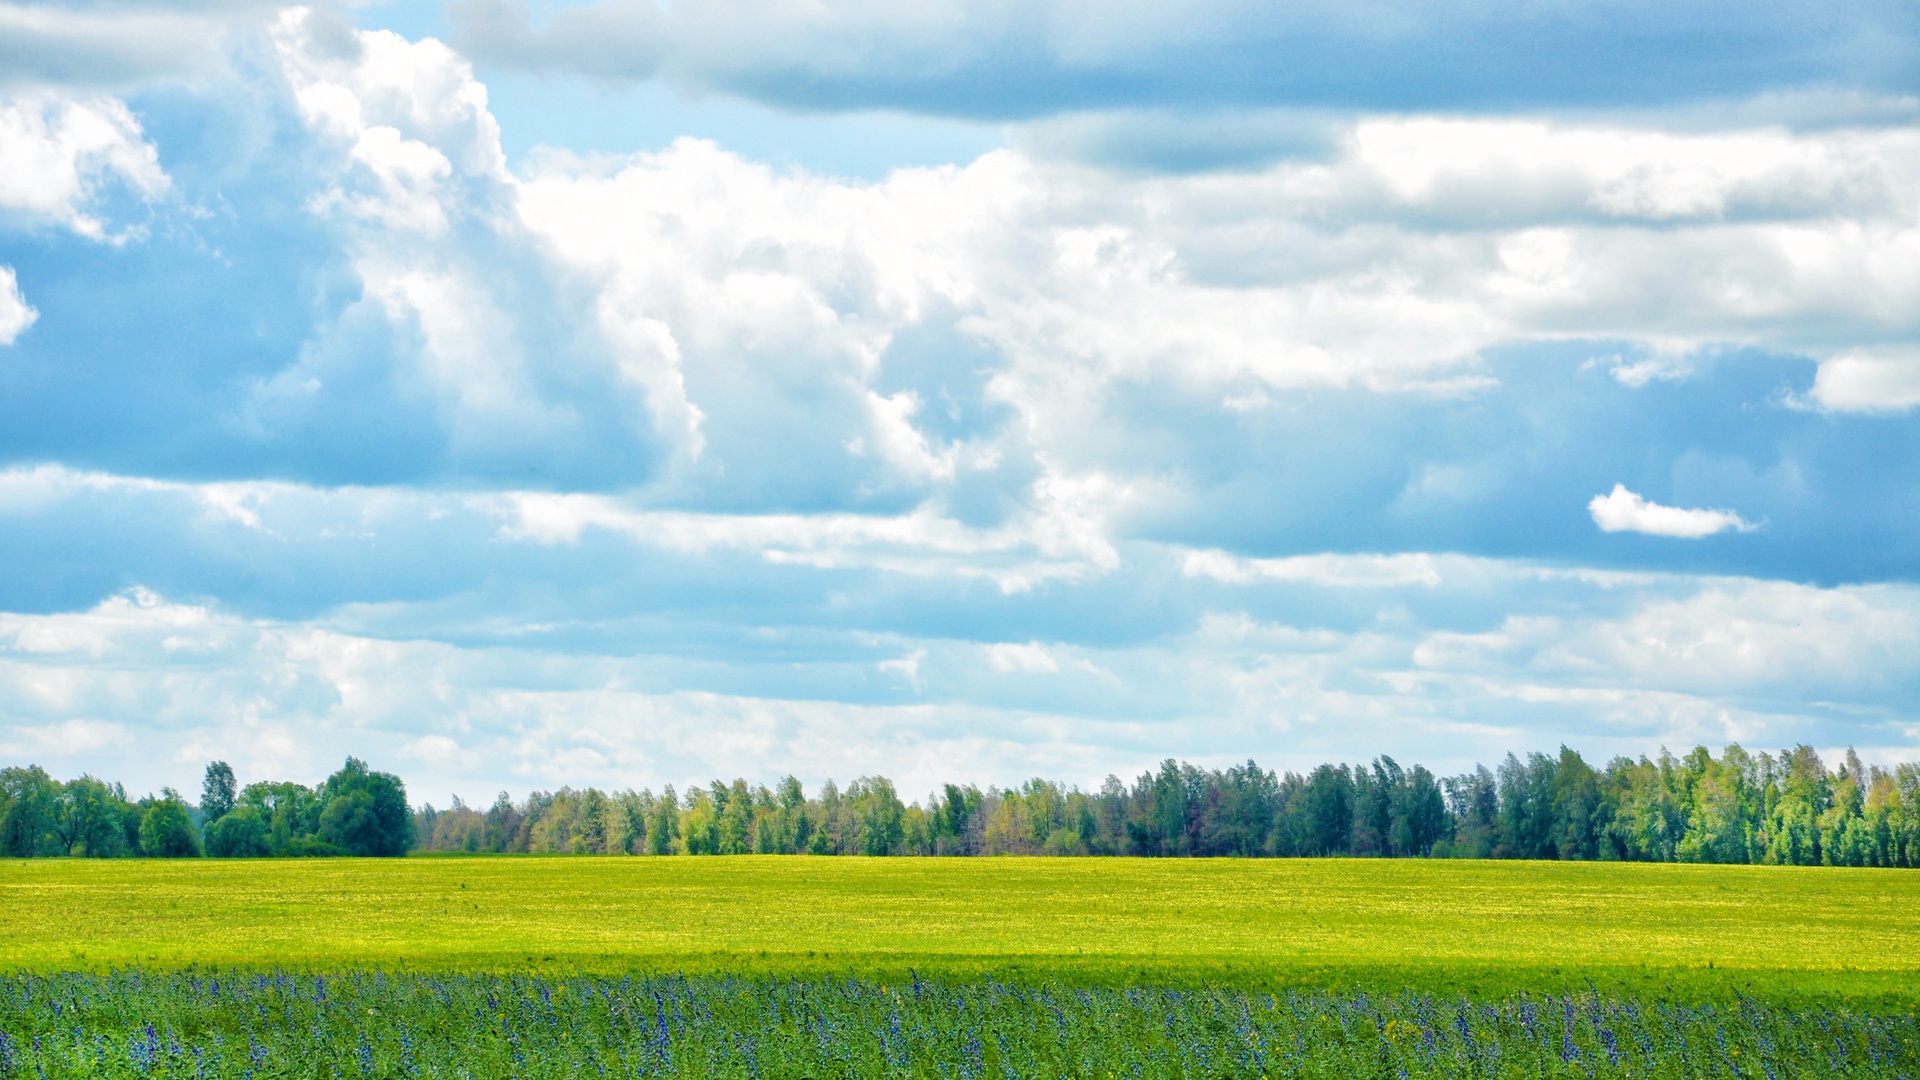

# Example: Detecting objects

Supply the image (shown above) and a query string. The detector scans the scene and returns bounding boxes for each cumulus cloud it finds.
[0,265,34,343]
[1807,347,1920,412]
[1589,485,1756,538]
[448,0,1920,117]
[500,111,1920,517]
[7,14,1920,792]
[0,93,168,238]
[5,564,1917,799]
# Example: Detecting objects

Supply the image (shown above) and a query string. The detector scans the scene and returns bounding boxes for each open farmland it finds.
[4,855,1917,1002]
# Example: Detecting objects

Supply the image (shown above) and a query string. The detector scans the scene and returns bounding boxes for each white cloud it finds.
[0,93,168,239]
[1808,346,1920,413]
[490,487,1120,592]
[0,265,34,343]
[1183,549,1444,588]
[246,15,1920,513]
[985,641,1060,673]
[3,556,1919,799]
[0,2,260,91]
[510,112,1920,499]
[1416,579,1920,699]
[1588,485,1755,538]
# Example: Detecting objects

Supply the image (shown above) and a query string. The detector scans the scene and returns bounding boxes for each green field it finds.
[4,855,1916,1003]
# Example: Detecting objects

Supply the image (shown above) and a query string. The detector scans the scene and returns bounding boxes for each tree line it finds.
[414,743,1920,867]
[5,744,1918,866]
[0,757,411,858]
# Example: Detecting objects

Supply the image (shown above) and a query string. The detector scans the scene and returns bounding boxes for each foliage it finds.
[199,763,237,827]
[7,744,1919,867]
[0,759,413,860]
[410,745,1920,869]
[0,971,1915,1079]
[316,759,413,858]
[138,794,201,859]
[204,807,272,859]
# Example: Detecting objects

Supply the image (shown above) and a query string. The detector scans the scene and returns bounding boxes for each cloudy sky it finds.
[2,0,1917,805]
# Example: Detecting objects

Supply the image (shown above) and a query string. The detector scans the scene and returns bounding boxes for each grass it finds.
[4,856,1918,1004]
[8,971,1918,1078]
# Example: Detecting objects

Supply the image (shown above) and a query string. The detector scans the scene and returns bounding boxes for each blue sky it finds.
[1,0,1917,804]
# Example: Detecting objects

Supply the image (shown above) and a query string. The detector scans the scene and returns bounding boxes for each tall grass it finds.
[2,972,1915,1079]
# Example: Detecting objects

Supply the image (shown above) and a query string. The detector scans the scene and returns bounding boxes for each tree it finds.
[1,766,61,857]
[646,786,680,855]
[1298,764,1353,857]
[1498,753,1558,859]
[1441,766,1501,858]
[316,758,413,856]
[1764,746,1830,866]
[717,780,755,855]
[140,791,202,857]
[201,762,237,826]
[1390,765,1447,857]
[205,805,273,857]
[52,776,131,857]
[847,776,907,856]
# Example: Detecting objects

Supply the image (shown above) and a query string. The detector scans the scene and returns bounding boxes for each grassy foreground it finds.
[8,972,1917,1078]
[3,856,1917,1003]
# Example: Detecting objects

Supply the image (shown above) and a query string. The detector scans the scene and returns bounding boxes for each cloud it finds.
[6,13,1920,797]
[1589,484,1756,538]
[1183,550,1443,588]
[491,487,1121,592]
[985,641,1060,673]
[0,265,33,343]
[448,0,1920,118]
[1415,578,1920,700]
[5,565,1917,800]
[1808,347,1920,412]
[0,93,168,238]
[0,2,266,91]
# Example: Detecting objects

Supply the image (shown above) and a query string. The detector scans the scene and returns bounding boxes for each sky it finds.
[1,0,1917,807]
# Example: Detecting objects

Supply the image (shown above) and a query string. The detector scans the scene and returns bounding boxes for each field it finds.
[6,856,1920,1077]
[4,855,1918,1003]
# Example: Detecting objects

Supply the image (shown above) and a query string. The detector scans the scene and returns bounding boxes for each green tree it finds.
[139,791,202,857]
[1390,765,1447,857]
[846,776,906,856]
[1604,754,1685,861]
[0,765,60,857]
[200,762,237,826]
[1497,753,1558,859]
[1298,764,1353,857]
[316,758,413,856]
[1764,746,1830,866]
[717,779,755,855]
[1677,747,1753,864]
[206,804,273,857]
[205,805,272,857]
[52,776,131,857]
[679,787,718,855]
[646,786,679,855]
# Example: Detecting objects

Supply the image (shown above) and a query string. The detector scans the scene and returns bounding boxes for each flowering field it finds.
[4,856,1920,1002]
[3,971,1917,1080]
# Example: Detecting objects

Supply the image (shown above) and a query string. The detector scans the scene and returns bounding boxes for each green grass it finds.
[4,856,1916,1004]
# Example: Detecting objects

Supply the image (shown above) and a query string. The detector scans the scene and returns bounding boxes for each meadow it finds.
[5,971,1917,1079]
[4,855,1918,1003]
[6,856,1920,1077]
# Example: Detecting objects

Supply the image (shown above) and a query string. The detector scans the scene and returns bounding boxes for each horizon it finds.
[1,0,1918,802]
